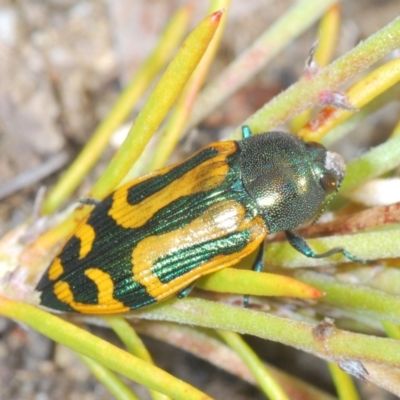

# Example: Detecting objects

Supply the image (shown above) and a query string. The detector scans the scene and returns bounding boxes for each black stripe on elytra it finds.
[36,270,53,291]
[39,290,76,312]
[126,146,220,205]
[152,230,252,284]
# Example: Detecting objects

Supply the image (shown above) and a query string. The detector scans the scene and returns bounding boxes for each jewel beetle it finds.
[36,126,362,314]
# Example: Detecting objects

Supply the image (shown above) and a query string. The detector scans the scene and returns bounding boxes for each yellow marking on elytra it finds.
[48,257,64,281]
[84,268,122,306]
[54,281,74,303]
[131,201,267,301]
[53,269,129,314]
[73,222,96,259]
[109,142,237,229]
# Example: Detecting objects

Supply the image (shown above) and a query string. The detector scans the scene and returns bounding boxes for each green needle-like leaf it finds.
[90,10,224,200]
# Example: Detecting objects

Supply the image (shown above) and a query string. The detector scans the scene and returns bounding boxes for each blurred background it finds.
[0,1,399,399]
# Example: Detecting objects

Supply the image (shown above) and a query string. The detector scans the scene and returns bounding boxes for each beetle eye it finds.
[320,173,339,194]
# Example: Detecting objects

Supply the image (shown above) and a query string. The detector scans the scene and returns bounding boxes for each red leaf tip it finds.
[211,9,225,22]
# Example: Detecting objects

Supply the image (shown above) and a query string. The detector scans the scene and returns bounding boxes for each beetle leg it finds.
[78,198,101,206]
[243,243,265,307]
[241,125,252,139]
[177,284,196,299]
[285,230,366,264]
[251,243,265,273]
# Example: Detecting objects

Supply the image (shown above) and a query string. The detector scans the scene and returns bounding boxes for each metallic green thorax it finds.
[238,133,340,233]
